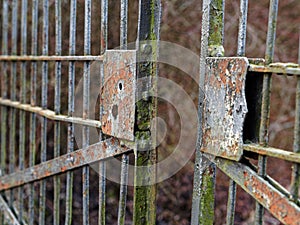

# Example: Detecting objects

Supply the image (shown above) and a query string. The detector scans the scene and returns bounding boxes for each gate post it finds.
[191,0,225,224]
[133,0,161,224]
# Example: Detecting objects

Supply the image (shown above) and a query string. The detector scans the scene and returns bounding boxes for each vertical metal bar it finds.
[237,0,248,57]
[226,180,237,225]
[39,1,49,224]
[133,0,161,224]
[99,0,108,224]
[206,1,224,218]
[65,1,76,224]
[117,155,129,225]
[29,1,38,224]
[1,2,9,223]
[117,1,129,224]
[120,0,128,48]
[226,1,248,224]
[19,0,27,222]
[9,0,18,208]
[54,0,62,224]
[191,1,224,225]
[191,1,212,223]
[82,1,91,224]
[1,0,8,179]
[255,0,278,224]
[290,31,300,202]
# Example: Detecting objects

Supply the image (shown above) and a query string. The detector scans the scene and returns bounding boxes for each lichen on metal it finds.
[0,138,130,191]
[212,155,300,225]
[201,57,249,161]
[101,50,136,141]
[249,62,300,76]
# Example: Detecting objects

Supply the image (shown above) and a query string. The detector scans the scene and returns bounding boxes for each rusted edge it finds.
[101,50,136,141]
[0,55,104,61]
[0,138,130,191]
[249,63,300,76]
[0,98,102,128]
[201,57,249,161]
[211,154,300,225]
[248,58,265,66]
[244,143,300,163]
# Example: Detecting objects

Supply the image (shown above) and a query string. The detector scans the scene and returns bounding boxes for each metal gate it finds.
[0,0,160,224]
[191,0,300,224]
[0,0,299,225]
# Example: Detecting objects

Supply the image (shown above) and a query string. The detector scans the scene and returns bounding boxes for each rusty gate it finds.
[0,0,160,224]
[191,0,300,224]
[0,0,299,224]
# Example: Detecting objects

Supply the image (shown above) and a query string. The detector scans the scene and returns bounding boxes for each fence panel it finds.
[0,0,161,224]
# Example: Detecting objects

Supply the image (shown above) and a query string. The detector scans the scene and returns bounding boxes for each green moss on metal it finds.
[136,99,151,130]
[133,1,160,224]
[208,0,224,47]
[199,166,216,225]
[196,1,224,224]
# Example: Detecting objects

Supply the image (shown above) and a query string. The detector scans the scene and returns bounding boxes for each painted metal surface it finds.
[201,57,248,161]
[0,98,102,128]
[211,155,300,225]
[98,0,108,224]
[28,1,38,224]
[101,50,136,141]
[244,144,300,163]
[0,0,299,224]
[291,36,300,205]
[226,1,249,223]
[0,138,130,191]
[53,0,62,223]
[118,1,130,224]
[133,0,161,224]
[65,1,77,224]
[249,63,300,76]
[255,0,279,223]
[0,55,103,61]
[191,1,224,224]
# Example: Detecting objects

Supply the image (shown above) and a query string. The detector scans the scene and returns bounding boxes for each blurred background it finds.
[0,0,299,224]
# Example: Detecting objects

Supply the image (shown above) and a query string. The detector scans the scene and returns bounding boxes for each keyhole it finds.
[118,82,123,91]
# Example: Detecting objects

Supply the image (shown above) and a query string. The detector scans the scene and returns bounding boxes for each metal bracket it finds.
[101,50,137,141]
[201,57,249,161]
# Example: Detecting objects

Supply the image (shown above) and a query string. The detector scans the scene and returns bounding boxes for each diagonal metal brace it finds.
[0,138,130,191]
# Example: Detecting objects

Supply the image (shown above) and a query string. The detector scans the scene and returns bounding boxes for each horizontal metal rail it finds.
[0,55,104,61]
[211,154,300,225]
[0,138,131,191]
[0,195,20,225]
[249,63,300,76]
[244,144,300,163]
[0,98,101,128]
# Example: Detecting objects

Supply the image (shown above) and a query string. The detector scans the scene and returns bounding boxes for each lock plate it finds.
[201,57,249,161]
[101,50,136,141]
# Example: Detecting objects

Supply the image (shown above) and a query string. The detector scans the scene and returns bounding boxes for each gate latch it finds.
[201,57,249,161]
[101,50,137,141]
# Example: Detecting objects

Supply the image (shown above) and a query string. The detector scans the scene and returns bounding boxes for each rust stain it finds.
[0,183,9,190]
[101,50,136,141]
[0,138,130,191]
[201,57,249,161]
[61,166,67,172]
[44,170,51,177]
[244,173,300,224]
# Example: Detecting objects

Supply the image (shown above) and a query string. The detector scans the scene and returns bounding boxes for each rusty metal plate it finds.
[0,138,130,191]
[101,50,136,141]
[212,155,300,225]
[201,57,249,161]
